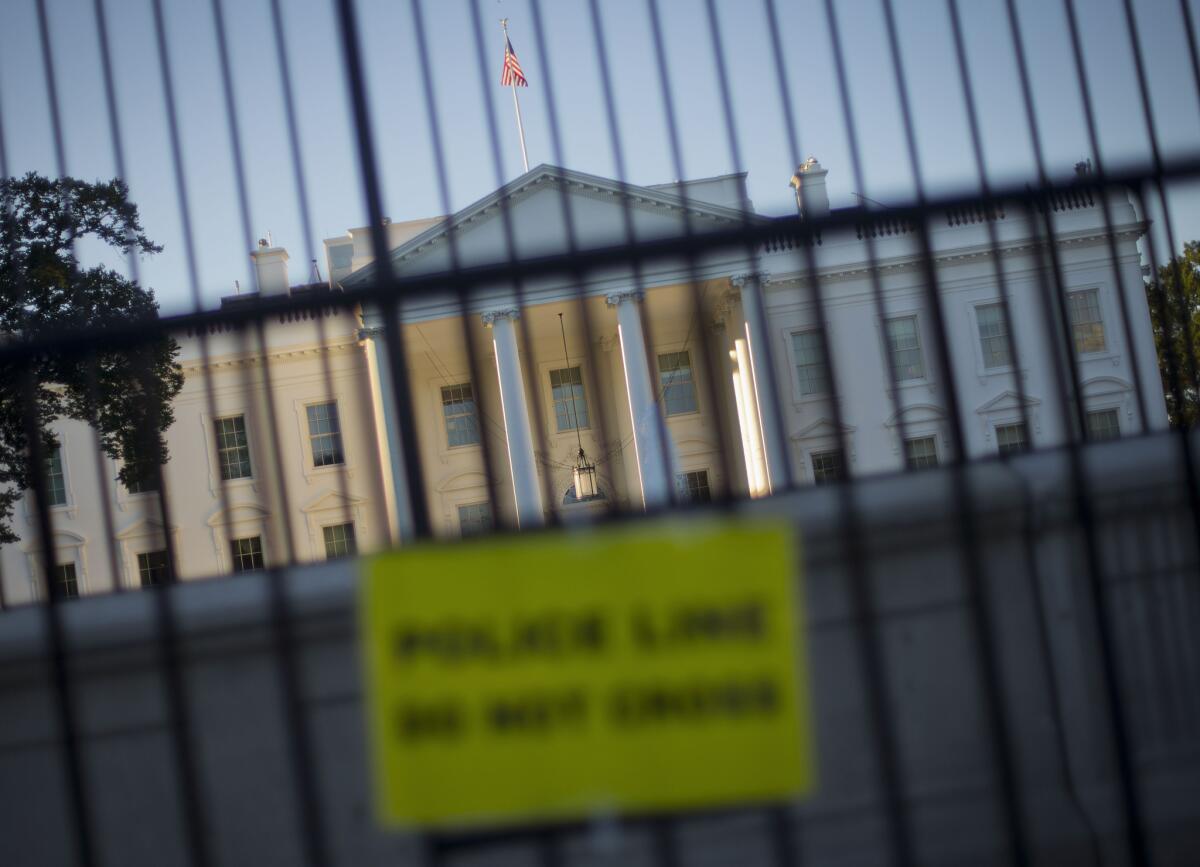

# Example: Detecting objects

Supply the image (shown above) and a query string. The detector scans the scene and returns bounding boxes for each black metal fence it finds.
[2,0,1200,865]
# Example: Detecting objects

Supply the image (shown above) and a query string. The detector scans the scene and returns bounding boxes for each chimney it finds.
[251,238,290,296]
[789,157,830,219]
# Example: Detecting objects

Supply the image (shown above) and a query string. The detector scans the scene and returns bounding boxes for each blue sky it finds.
[2,0,1198,313]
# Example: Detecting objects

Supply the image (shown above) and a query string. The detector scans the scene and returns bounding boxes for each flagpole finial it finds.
[500,17,508,31]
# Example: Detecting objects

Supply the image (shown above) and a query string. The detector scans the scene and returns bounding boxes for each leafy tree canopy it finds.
[0,173,182,544]
[1147,241,1200,427]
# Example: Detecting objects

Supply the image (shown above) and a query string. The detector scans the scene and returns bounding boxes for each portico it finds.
[379,281,742,537]
[341,164,761,537]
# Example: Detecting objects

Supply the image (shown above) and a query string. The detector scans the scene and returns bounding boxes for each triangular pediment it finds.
[206,503,270,528]
[116,517,174,540]
[300,489,366,514]
[885,403,946,428]
[344,165,759,284]
[976,390,1041,415]
[790,417,855,441]
[21,529,86,554]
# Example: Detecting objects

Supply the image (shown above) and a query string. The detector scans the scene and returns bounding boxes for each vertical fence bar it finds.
[465,1,564,529]
[525,0,622,522]
[332,0,432,540]
[643,0,752,508]
[586,0,689,514]
[1023,196,1151,867]
[406,0,507,537]
[942,0,1034,446]
[941,4,1105,858]
[208,1,352,857]
[876,2,1036,860]
[19,366,96,866]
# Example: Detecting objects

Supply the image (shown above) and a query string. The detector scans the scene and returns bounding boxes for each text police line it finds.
[391,598,769,666]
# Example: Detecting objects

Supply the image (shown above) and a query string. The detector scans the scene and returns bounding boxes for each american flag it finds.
[501,36,528,87]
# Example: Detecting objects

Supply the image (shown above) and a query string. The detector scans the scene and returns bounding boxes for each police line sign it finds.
[361,519,814,828]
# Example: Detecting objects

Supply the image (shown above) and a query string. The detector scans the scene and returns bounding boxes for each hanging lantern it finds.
[572,447,599,500]
[558,311,601,503]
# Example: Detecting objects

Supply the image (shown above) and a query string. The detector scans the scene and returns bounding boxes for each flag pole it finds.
[501,18,530,173]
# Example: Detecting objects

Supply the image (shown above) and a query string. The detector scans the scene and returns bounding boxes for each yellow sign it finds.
[360,519,813,828]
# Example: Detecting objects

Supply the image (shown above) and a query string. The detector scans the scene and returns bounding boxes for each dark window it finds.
[1067,289,1106,354]
[885,316,925,382]
[996,422,1029,456]
[791,330,829,396]
[323,523,357,559]
[658,351,698,415]
[676,470,712,503]
[811,450,844,485]
[137,550,169,587]
[215,415,252,480]
[54,563,79,599]
[904,436,939,470]
[1086,409,1120,441]
[46,445,67,506]
[306,402,345,467]
[442,384,480,447]
[976,303,1012,369]
[550,367,589,431]
[230,536,265,573]
[457,502,492,536]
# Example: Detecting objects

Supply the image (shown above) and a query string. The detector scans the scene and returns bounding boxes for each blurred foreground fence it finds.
[4,0,1200,864]
[1,432,1199,866]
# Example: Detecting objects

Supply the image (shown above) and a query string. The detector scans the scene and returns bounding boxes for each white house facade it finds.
[0,161,1165,603]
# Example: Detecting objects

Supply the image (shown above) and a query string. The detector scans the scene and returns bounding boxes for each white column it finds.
[359,315,414,544]
[733,272,789,493]
[483,308,544,528]
[730,349,761,496]
[606,290,673,509]
[734,337,768,496]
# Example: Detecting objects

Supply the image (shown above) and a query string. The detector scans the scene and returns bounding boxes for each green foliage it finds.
[1147,241,1200,427]
[0,173,182,543]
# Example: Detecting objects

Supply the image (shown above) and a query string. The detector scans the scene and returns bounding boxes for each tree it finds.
[0,173,182,544]
[1146,242,1200,427]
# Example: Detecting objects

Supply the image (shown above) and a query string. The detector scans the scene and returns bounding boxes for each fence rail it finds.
[2,0,1200,865]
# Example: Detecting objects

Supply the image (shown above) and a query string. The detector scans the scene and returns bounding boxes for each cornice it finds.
[388,174,751,269]
[763,225,1145,290]
[180,339,360,374]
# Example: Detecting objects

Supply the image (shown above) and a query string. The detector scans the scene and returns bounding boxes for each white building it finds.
[0,161,1164,603]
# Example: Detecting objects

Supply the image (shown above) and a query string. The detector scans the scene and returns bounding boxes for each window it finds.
[230,536,264,573]
[676,470,712,504]
[904,436,939,470]
[996,422,1029,456]
[123,445,160,494]
[323,523,357,559]
[54,563,79,599]
[442,384,480,447]
[306,402,344,467]
[458,502,493,536]
[137,551,168,587]
[215,415,252,480]
[811,450,844,485]
[791,330,829,396]
[885,316,925,382]
[1086,408,1121,441]
[658,351,698,415]
[1067,289,1106,354]
[976,303,1012,369]
[550,367,590,432]
[45,445,67,506]
[328,242,353,274]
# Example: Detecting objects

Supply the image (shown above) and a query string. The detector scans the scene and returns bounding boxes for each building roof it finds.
[343,164,764,287]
